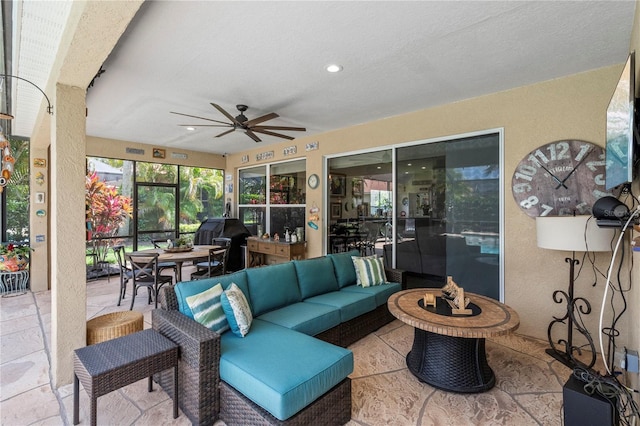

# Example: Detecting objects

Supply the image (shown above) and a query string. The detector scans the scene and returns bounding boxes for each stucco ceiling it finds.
[10,1,637,155]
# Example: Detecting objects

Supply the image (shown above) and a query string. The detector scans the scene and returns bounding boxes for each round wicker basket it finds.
[86,311,144,345]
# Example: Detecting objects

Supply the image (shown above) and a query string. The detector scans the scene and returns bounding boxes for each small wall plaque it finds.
[241,155,249,164]
[256,151,274,161]
[283,146,297,156]
[33,158,46,167]
[305,142,319,151]
[171,152,187,160]
[126,147,145,155]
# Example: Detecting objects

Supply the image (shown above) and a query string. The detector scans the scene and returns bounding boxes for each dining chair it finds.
[151,238,179,278]
[192,238,231,280]
[112,245,133,306]
[126,252,174,310]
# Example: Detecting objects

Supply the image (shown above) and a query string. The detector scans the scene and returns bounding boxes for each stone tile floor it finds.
[1,271,580,425]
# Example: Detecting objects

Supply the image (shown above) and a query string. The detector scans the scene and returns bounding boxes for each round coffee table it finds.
[388,288,519,393]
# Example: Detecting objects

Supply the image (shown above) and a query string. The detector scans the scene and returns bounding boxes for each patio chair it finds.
[151,238,179,278]
[126,252,173,310]
[191,238,231,280]
[113,245,133,306]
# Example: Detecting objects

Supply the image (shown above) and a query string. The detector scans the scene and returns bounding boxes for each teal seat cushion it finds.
[304,291,376,322]
[340,282,402,306]
[328,250,360,288]
[293,257,339,299]
[246,262,301,316]
[220,319,353,421]
[257,302,340,336]
[175,270,248,320]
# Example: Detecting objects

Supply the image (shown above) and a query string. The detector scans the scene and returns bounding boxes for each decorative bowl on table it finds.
[163,246,193,253]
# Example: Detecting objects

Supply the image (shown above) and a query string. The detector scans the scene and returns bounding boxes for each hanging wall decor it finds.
[0,127,14,193]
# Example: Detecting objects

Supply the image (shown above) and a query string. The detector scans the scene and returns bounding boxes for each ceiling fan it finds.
[170,103,306,142]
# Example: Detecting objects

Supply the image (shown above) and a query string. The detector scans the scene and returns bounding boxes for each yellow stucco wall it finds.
[225,65,633,344]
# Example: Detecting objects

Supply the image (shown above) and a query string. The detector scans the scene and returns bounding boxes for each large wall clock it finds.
[511,140,611,217]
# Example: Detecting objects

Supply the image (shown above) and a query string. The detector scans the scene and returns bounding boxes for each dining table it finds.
[131,245,221,282]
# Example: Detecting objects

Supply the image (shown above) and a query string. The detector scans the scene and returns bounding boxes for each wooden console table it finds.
[246,237,305,267]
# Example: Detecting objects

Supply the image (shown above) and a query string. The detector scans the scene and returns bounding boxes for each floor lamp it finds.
[536,215,615,369]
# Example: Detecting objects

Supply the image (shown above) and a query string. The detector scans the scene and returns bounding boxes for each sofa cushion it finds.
[245,262,301,316]
[257,302,341,336]
[304,291,376,323]
[175,270,248,320]
[328,250,360,288]
[340,282,402,306]
[293,257,340,299]
[352,255,386,287]
[185,283,230,334]
[221,283,253,337]
[220,319,353,421]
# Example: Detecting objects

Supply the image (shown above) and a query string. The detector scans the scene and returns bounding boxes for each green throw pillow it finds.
[221,283,253,337]
[351,256,386,287]
[185,283,230,334]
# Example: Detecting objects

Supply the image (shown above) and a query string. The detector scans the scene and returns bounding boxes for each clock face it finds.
[511,140,611,217]
[307,174,319,189]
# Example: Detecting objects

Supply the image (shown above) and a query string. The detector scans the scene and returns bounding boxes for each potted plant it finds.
[85,172,133,266]
[0,243,32,272]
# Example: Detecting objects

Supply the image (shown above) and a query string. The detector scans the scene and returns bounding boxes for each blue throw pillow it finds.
[221,283,253,337]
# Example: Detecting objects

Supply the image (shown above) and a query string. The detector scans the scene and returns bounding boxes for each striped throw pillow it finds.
[351,256,386,287]
[185,283,229,334]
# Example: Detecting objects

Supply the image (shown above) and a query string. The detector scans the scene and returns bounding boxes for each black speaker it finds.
[563,375,618,426]
[592,196,629,219]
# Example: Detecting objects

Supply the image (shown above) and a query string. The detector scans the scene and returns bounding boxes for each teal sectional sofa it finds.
[153,250,405,425]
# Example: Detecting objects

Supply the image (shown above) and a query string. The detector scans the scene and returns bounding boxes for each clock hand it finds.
[537,163,568,189]
[554,149,592,189]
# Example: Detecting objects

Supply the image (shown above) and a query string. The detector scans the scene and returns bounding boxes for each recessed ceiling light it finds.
[326,64,343,73]
[421,166,426,169]
[377,166,382,169]
[407,163,412,166]
[186,127,195,131]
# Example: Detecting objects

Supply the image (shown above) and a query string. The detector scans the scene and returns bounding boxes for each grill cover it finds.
[193,218,251,271]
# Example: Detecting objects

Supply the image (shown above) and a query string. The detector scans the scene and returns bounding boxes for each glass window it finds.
[238,160,306,237]
[239,166,266,204]
[3,138,30,242]
[136,162,178,184]
[179,166,224,237]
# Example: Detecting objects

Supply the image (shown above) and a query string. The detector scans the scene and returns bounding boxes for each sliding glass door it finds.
[326,130,502,300]
[396,133,500,299]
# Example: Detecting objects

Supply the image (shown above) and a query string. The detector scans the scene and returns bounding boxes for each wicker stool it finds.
[86,311,144,345]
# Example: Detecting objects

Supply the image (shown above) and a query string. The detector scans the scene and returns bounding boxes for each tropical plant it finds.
[85,171,133,264]
[5,138,30,241]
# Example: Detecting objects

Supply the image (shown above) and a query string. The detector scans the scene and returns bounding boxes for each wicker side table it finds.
[73,329,179,426]
[86,311,144,345]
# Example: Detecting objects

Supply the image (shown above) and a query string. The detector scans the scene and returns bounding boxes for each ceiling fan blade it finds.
[251,128,295,140]
[244,112,279,127]
[211,103,242,126]
[215,129,236,138]
[252,125,306,132]
[245,129,262,142]
[178,124,232,128]
[170,111,230,125]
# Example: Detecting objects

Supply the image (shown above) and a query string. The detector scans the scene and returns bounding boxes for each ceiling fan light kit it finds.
[171,103,306,143]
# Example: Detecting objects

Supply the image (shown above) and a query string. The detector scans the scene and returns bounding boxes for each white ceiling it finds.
[11,1,637,155]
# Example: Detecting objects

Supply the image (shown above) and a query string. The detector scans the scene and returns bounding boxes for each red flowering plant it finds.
[85,172,133,264]
[0,243,32,271]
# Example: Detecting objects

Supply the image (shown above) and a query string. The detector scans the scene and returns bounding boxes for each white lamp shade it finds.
[536,215,614,252]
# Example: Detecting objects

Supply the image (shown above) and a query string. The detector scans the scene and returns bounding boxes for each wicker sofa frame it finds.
[153,267,405,425]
